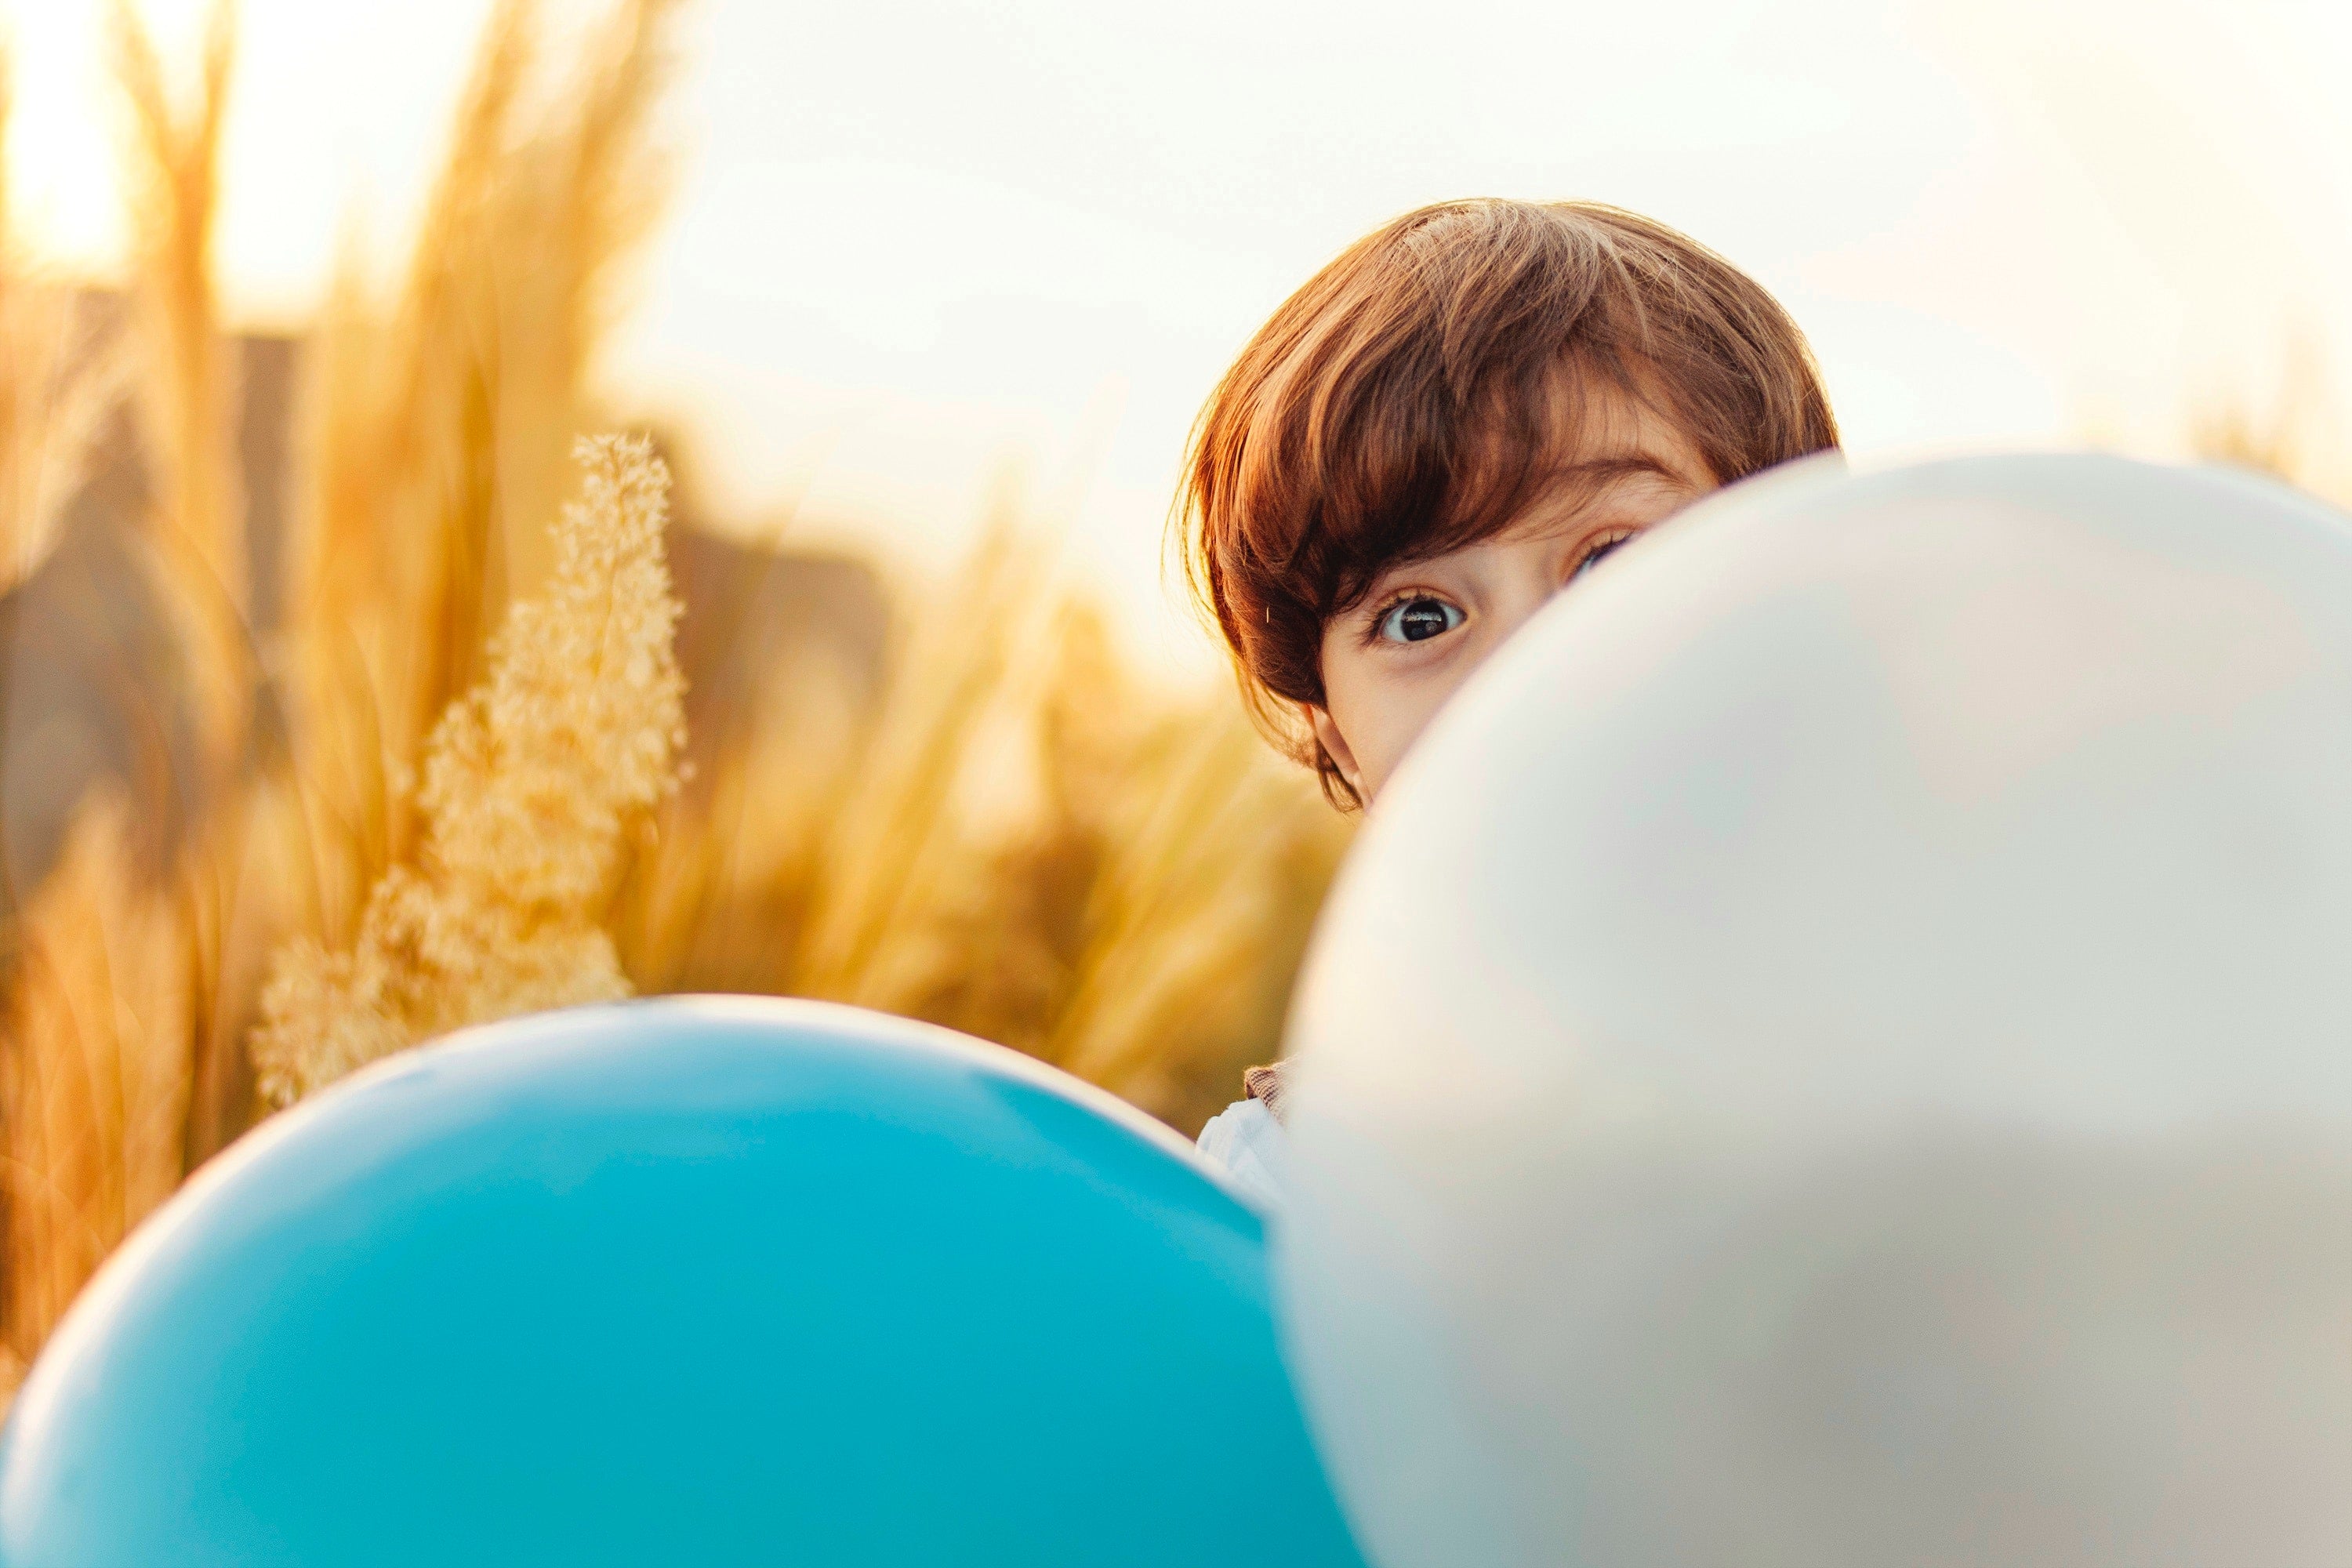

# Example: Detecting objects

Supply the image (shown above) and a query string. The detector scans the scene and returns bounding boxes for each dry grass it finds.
[612,514,1348,1134]
[0,0,1349,1397]
[285,0,681,951]
[105,0,266,1174]
[2185,334,2347,499]
[0,0,245,1396]
[111,0,242,626]
[0,0,693,1393]
[0,794,194,1385]
[253,437,685,1103]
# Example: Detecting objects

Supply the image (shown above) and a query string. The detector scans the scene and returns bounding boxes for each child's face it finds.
[1309,379,1715,803]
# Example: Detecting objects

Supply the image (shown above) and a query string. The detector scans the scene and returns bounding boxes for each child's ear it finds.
[1306,705,1367,802]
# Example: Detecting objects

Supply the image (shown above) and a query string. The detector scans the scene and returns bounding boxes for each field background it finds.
[0,0,1355,1394]
[0,0,2338,1396]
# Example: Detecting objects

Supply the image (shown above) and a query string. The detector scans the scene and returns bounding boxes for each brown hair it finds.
[1178,198,1838,805]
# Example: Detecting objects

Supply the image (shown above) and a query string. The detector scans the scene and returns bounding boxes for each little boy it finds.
[1183,199,1839,1205]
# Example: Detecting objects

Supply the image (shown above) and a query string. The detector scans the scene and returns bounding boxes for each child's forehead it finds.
[1326,354,1718,607]
[1532,355,1711,472]
[1428,368,1711,543]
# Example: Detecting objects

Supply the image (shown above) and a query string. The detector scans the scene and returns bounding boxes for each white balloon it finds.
[1278,455,2352,1568]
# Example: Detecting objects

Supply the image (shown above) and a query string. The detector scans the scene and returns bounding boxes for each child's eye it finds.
[1375,596,1465,644]
[1570,531,1638,581]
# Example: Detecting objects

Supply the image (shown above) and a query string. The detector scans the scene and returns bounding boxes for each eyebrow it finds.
[1540,452,1699,489]
[1504,454,1700,530]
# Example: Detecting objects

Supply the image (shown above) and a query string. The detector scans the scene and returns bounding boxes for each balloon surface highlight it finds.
[1280,455,2352,1568]
[0,996,1362,1568]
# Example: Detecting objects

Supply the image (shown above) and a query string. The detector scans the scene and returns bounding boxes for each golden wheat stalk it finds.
[108,0,246,767]
[0,284,131,597]
[102,0,275,1165]
[0,795,195,1392]
[290,0,532,785]
[600,478,1352,1134]
[790,511,1042,1007]
[251,435,685,1105]
[0,1,691,1396]
[285,0,680,956]
[1045,700,1347,1126]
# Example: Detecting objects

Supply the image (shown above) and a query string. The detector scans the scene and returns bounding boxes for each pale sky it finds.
[12,0,2352,668]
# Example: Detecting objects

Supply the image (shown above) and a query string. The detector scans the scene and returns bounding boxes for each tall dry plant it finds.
[2182,332,2352,505]
[2,0,1345,1398]
[790,514,1051,1009]
[1,0,686,1384]
[612,508,1351,1136]
[0,795,193,1393]
[101,0,278,1163]
[252,436,684,1104]
[0,289,127,596]
[0,5,257,1401]
[109,0,245,764]
[1044,693,1347,1124]
[286,0,681,953]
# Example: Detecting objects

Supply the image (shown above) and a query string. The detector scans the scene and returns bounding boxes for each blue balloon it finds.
[0,996,1363,1567]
